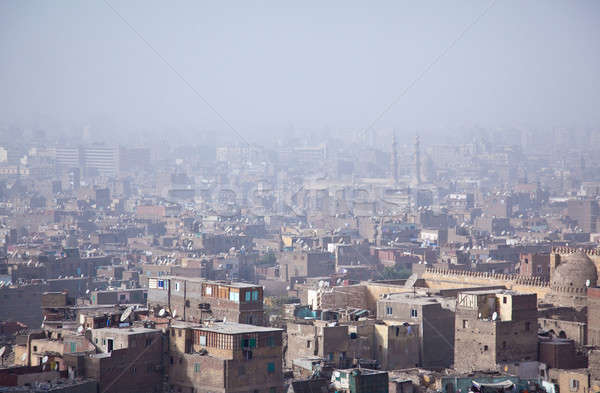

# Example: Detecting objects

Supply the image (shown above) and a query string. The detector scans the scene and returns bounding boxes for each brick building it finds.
[168,321,283,393]
[454,290,538,373]
[588,287,600,346]
[519,253,550,281]
[84,327,163,393]
[148,277,264,325]
[278,250,335,282]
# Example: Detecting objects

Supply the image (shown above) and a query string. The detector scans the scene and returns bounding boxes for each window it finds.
[267,336,275,347]
[306,340,311,348]
[252,290,259,301]
[462,320,468,328]
[503,297,507,304]
[146,338,152,347]
[570,379,579,391]
[70,342,76,353]
[525,322,531,331]
[410,309,418,318]
[328,353,334,361]
[194,363,200,373]
[205,286,212,296]
[484,345,488,351]
[245,291,252,302]
[178,330,182,337]
[502,341,507,349]
[199,335,206,346]
[243,338,256,348]
[33,346,38,352]
[171,328,175,337]
[267,362,275,373]
[229,291,239,302]
[158,280,164,288]
[386,306,393,315]
[175,282,180,292]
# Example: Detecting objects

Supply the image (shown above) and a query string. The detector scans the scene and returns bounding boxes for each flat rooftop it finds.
[166,276,260,288]
[93,327,160,335]
[192,322,282,334]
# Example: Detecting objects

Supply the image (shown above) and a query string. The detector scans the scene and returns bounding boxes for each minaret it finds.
[392,132,399,185]
[414,135,422,185]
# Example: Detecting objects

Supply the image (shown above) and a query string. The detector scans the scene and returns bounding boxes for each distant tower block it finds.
[392,132,399,185]
[414,135,422,185]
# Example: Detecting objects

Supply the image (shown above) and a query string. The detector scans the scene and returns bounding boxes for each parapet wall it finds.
[421,267,551,298]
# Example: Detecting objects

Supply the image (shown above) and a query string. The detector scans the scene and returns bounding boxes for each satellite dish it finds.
[77,326,84,334]
[172,309,177,318]
[86,289,90,294]
[492,312,498,321]
[158,308,166,317]
[21,353,27,362]
[120,306,133,322]
[42,356,48,364]
[0,346,5,357]
[586,280,591,288]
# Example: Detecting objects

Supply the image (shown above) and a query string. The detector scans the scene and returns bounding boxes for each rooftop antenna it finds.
[158,308,166,317]
[492,312,498,321]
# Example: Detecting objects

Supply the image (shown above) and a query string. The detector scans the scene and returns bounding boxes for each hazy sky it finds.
[1,1,599,143]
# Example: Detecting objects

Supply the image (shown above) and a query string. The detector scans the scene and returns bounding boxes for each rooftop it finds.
[166,276,260,288]
[192,322,282,334]
[92,327,160,335]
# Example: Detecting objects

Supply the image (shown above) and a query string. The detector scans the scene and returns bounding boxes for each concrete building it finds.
[567,199,599,232]
[168,321,283,393]
[377,293,454,368]
[278,250,335,282]
[454,290,538,373]
[84,327,163,393]
[330,368,389,393]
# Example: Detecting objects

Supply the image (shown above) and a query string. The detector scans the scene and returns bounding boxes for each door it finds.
[107,339,114,352]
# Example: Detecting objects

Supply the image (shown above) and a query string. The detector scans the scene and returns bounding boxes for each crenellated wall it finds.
[552,247,600,275]
[421,267,551,299]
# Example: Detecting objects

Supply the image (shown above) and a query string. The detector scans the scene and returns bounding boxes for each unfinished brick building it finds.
[454,290,538,373]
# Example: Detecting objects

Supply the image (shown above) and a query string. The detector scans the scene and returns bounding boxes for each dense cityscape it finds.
[2,1,600,393]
